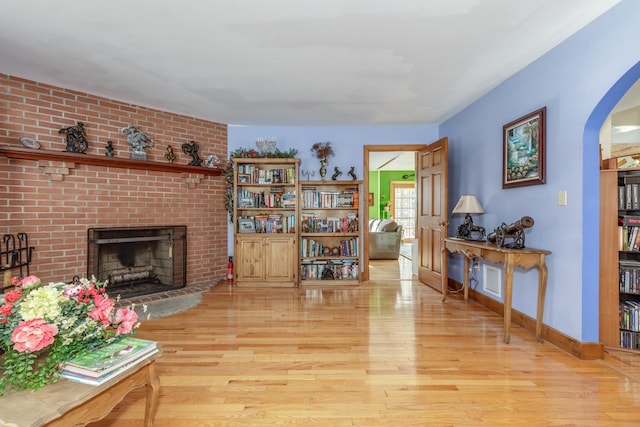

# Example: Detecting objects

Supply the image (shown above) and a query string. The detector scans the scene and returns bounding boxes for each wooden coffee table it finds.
[0,354,160,427]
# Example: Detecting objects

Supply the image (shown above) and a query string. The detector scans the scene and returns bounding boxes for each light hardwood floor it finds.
[90,258,640,426]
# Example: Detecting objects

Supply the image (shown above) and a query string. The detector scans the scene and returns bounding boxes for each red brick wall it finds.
[0,74,228,286]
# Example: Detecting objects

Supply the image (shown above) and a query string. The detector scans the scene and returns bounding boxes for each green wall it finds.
[368,170,414,219]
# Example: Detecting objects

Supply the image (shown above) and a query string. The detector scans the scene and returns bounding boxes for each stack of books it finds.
[61,336,159,386]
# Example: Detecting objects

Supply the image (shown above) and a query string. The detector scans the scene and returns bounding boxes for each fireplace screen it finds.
[87,226,186,298]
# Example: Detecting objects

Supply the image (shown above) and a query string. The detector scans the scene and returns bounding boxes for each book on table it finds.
[62,336,158,379]
[60,347,159,386]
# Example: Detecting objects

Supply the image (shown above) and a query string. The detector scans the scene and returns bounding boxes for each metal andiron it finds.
[487,216,534,248]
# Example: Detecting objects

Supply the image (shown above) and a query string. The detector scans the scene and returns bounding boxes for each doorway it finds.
[363,144,424,282]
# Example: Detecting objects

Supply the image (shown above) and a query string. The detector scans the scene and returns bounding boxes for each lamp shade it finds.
[452,195,484,214]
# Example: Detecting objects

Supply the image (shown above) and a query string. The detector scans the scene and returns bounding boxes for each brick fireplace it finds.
[0,74,228,290]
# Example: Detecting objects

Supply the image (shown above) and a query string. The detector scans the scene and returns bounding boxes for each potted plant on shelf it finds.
[310,142,334,180]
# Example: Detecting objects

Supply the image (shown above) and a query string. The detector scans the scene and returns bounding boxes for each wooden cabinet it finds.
[600,168,640,349]
[235,235,297,286]
[299,180,362,285]
[232,158,299,287]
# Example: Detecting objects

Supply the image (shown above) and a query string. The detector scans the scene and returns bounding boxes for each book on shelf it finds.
[62,336,158,378]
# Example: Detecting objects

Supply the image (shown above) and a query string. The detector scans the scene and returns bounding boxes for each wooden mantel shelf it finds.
[0,146,223,176]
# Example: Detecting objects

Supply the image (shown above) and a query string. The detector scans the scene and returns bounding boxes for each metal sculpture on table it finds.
[457,217,486,241]
[59,121,89,153]
[120,124,153,160]
[181,140,203,166]
[487,216,535,248]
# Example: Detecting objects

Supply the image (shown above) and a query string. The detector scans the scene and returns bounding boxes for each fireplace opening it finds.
[87,226,187,299]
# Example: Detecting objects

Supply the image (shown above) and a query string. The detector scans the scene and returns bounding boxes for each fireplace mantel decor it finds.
[0,146,222,176]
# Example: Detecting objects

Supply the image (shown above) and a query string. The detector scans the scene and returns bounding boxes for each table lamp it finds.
[452,194,486,240]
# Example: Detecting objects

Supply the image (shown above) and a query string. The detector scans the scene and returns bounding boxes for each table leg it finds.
[503,255,514,344]
[441,245,448,302]
[536,256,548,343]
[462,256,470,302]
[144,361,160,427]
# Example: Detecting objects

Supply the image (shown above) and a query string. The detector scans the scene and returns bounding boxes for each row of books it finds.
[300,237,359,258]
[620,300,640,333]
[236,166,296,184]
[61,336,159,386]
[237,190,296,209]
[300,213,357,233]
[238,214,296,234]
[300,260,359,280]
[618,174,640,210]
[619,259,640,294]
[300,187,359,209]
[620,330,640,350]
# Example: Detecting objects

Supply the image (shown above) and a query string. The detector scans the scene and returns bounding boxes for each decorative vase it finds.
[319,158,327,180]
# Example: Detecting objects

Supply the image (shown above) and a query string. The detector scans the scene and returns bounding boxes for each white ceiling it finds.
[0,0,621,127]
[369,151,416,171]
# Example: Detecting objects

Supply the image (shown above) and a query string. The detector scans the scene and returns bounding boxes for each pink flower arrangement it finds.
[0,275,146,394]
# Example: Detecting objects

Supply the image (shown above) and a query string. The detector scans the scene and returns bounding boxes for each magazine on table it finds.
[62,336,158,377]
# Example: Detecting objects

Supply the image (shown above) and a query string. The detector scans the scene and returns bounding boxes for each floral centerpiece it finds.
[310,142,334,180]
[0,275,144,395]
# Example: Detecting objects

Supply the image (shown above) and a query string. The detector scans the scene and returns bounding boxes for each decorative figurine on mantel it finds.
[348,166,357,181]
[205,154,221,168]
[331,167,342,180]
[120,124,153,160]
[58,121,88,153]
[165,145,176,163]
[105,141,115,157]
[181,140,203,166]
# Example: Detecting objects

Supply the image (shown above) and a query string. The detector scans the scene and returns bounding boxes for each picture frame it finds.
[368,193,374,206]
[239,197,255,208]
[502,107,546,189]
[238,218,256,233]
[238,174,251,183]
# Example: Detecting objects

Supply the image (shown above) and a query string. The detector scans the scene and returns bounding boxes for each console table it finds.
[442,238,551,344]
[0,355,160,427]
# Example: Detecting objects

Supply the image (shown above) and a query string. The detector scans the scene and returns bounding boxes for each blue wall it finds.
[227,0,640,343]
[440,0,640,341]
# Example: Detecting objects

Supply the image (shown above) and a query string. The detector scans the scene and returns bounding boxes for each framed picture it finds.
[503,107,546,189]
[239,197,255,208]
[238,174,251,183]
[368,193,374,206]
[238,218,256,233]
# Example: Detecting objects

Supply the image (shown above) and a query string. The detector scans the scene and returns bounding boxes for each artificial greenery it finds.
[224,147,298,222]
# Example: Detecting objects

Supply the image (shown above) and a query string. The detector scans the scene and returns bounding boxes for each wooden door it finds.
[417,137,448,292]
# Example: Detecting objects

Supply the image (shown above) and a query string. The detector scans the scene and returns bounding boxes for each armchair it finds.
[368,219,403,260]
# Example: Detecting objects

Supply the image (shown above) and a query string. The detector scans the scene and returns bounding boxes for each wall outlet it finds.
[558,190,567,206]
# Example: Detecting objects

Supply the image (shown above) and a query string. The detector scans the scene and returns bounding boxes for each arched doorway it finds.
[585,61,640,342]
